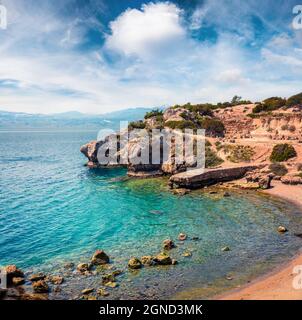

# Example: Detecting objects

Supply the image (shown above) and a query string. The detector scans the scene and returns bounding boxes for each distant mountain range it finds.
[0,108,153,131]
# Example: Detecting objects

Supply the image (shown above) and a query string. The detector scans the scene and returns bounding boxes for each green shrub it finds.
[128,120,146,130]
[199,118,225,137]
[252,97,286,113]
[205,147,224,168]
[144,109,163,119]
[286,92,302,107]
[269,163,288,176]
[270,143,297,162]
[205,140,212,147]
[164,120,197,130]
[224,145,255,163]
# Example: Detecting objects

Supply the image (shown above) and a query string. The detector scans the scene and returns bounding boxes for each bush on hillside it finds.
[286,92,302,107]
[205,147,224,168]
[252,97,286,113]
[164,120,197,130]
[128,120,146,130]
[270,143,297,162]
[199,118,225,137]
[144,109,163,119]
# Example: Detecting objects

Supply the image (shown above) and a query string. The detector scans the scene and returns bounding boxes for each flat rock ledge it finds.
[170,165,263,189]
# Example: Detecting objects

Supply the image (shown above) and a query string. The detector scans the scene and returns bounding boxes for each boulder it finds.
[77,263,90,273]
[128,258,142,269]
[12,277,25,286]
[154,253,173,265]
[48,276,64,285]
[91,250,110,265]
[278,226,288,233]
[32,280,49,293]
[141,256,156,266]
[29,273,46,282]
[163,239,176,250]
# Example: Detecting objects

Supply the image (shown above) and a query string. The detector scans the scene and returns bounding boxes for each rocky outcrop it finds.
[245,170,274,189]
[170,165,262,189]
[281,175,302,185]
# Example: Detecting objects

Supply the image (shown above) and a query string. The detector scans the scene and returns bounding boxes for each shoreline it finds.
[217,180,302,300]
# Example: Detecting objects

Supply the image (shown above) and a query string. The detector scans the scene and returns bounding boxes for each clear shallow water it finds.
[1,131,302,299]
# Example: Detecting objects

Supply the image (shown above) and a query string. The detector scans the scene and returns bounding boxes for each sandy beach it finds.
[219,180,302,300]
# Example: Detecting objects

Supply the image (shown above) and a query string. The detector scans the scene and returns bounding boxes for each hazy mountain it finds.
[0,107,153,131]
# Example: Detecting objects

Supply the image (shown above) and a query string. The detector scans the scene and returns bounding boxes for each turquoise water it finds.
[1,131,302,299]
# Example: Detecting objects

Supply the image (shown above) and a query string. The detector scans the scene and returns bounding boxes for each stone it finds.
[178,233,187,241]
[81,288,94,295]
[223,192,231,197]
[278,226,288,233]
[221,246,230,252]
[163,239,175,250]
[102,274,115,284]
[32,280,49,293]
[77,263,90,273]
[21,293,48,300]
[141,256,156,266]
[91,250,110,265]
[29,273,46,282]
[64,262,75,269]
[192,236,199,241]
[49,275,64,285]
[172,259,178,265]
[98,288,109,297]
[112,270,123,277]
[172,188,190,196]
[281,176,302,185]
[12,277,25,286]
[128,257,142,269]
[154,253,173,265]
[182,251,192,257]
[104,281,118,288]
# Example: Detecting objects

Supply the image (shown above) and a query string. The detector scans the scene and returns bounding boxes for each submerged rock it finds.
[91,250,110,265]
[163,239,176,250]
[172,188,190,196]
[182,251,192,257]
[221,246,230,252]
[128,258,142,269]
[278,226,288,233]
[77,263,90,273]
[98,288,109,297]
[48,275,64,285]
[32,280,49,293]
[154,253,173,265]
[21,293,48,300]
[178,233,187,241]
[81,288,94,295]
[104,281,118,288]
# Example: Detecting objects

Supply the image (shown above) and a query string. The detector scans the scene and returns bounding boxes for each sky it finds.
[0,0,301,114]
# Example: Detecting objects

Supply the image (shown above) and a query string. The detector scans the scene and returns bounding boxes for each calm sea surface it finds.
[1,131,302,299]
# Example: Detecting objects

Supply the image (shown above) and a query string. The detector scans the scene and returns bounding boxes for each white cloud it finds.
[105,2,185,58]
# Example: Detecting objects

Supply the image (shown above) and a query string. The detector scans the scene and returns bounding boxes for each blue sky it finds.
[0,0,301,114]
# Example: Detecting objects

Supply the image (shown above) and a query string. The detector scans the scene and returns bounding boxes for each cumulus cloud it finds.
[105,2,185,58]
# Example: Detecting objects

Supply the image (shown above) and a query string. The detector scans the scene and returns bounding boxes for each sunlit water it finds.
[1,131,302,299]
